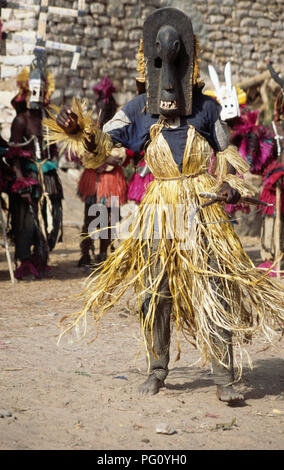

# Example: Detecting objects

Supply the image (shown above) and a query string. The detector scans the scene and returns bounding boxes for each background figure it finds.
[227,109,275,223]
[207,62,274,220]
[5,51,63,280]
[126,54,154,205]
[0,133,9,193]
[258,59,284,275]
[77,77,127,267]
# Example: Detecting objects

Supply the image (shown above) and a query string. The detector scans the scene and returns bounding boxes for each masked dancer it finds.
[45,8,284,403]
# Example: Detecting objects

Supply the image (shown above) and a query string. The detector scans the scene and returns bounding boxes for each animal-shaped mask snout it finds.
[155,25,181,117]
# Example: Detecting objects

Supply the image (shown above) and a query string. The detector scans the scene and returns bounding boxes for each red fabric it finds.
[93,77,116,103]
[127,172,154,203]
[5,147,31,160]
[30,254,50,274]
[123,149,145,168]
[232,110,275,174]
[125,149,135,158]
[97,166,127,207]
[259,161,284,215]
[124,149,135,168]
[11,177,38,193]
[127,160,154,203]
[78,167,127,206]
[257,261,284,278]
[225,203,250,215]
[77,168,99,201]
[14,260,40,280]
[14,258,51,280]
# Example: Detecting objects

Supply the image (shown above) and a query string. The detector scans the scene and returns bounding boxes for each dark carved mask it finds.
[143,7,194,117]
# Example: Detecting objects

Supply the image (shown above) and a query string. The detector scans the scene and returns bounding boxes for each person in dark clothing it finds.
[6,51,63,280]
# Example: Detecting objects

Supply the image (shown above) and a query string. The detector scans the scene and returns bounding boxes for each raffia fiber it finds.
[212,145,256,197]
[43,98,113,169]
[58,121,284,378]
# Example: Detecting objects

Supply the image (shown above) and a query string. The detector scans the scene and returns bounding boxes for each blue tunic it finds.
[103,91,229,171]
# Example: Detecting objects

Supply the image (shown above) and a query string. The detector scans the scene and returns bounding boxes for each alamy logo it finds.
[87,197,197,249]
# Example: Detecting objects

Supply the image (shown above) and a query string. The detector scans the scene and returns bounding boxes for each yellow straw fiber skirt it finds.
[60,172,284,375]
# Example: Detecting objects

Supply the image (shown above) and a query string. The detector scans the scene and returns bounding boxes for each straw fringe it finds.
[58,123,284,377]
[215,145,250,179]
[212,144,256,197]
[43,98,113,169]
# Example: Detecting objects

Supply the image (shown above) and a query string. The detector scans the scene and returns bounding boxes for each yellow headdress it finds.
[15,66,55,106]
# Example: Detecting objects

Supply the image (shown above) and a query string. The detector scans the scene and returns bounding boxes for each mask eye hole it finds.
[154,57,162,69]
[33,90,37,96]
[173,40,180,54]
[156,40,161,54]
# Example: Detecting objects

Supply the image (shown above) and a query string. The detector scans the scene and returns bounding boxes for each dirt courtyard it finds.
[1,215,284,451]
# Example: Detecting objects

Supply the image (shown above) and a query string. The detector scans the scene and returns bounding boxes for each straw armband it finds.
[213,145,256,197]
[221,174,256,197]
[43,98,114,170]
[81,130,114,170]
[216,145,250,176]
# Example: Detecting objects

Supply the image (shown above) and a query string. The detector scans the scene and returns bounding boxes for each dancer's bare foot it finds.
[216,384,244,403]
[138,374,164,395]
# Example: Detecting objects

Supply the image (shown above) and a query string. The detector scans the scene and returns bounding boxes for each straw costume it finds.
[6,50,63,280]
[45,8,284,402]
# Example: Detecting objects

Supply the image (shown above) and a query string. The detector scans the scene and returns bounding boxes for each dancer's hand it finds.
[105,155,123,166]
[217,182,241,204]
[105,147,126,166]
[56,108,80,134]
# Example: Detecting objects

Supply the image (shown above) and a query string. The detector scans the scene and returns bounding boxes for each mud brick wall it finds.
[0,0,283,135]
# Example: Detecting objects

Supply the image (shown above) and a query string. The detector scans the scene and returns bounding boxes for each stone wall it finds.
[0,0,284,139]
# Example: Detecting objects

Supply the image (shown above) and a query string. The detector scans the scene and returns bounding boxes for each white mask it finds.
[29,77,45,109]
[208,62,240,121]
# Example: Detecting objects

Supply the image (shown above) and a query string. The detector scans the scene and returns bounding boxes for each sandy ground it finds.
[0,179,284,452]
